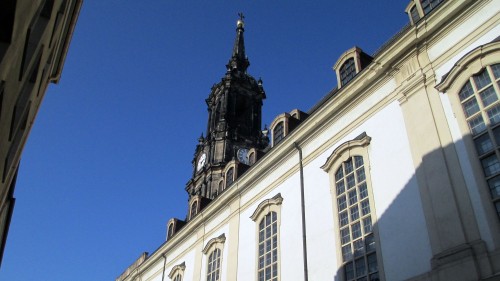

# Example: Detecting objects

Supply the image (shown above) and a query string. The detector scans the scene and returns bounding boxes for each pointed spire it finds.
[227,13,250,74]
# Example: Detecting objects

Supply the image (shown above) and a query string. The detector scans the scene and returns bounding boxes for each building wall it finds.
[117,1,500,280]
[0,0,82,266]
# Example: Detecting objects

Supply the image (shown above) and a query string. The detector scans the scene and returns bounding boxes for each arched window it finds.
[167,223,174,239]
[458,64,500,217]
[168,262,186,281]
[248,152,256,165]
[226,168,234,187]
[334,155,378,281]
[190,200,198,220]
[207,248,221,281]
[339,58,356,86]
[203,233,226,281]
[322,133,381,281]
[251,194,283,281]
[273,122,284,145]
[257,212,278,281]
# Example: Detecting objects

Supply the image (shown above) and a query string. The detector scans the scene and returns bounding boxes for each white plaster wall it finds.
[428,0,500,64]
[302,154,337,280]
[365,101,432,280]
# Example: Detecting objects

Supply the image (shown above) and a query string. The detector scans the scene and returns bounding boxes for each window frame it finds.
[250,193,283,281]
[436,41,500,232]
[202,233,226,281]
[321,133,385,281]
[168,262,186,281]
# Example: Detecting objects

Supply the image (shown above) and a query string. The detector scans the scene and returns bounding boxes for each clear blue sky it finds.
[1,2,407,280]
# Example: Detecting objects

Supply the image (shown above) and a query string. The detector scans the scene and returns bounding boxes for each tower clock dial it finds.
[197,153,207,171]
[237,148,249,165]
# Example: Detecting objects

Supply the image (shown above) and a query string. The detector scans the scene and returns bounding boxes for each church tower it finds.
[185,15,268,208]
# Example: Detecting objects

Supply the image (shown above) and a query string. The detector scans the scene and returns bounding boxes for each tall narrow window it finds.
[251,194,282,281]
[258,212,278,281]
[226,168,234,187]
[273,122,284,145]
[458,64,500,218]
[335,156,378,281]
[340,58,356,86]
[190,201,198,220]
[203,234,226,281]
[207,248,221,281]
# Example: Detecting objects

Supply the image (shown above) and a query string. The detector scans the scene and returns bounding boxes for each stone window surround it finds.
[436,41,500,238]
[321,133,385,281]
[250,193,283,281]
[333,47,364,89]
[168,261,186,281]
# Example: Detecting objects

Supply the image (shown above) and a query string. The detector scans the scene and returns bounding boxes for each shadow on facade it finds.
[332,136,497,281]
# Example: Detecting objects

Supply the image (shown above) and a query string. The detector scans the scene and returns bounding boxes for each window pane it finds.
[365,234,376,252]
[350,205,360,221]
[345,159,354,174]
[347,174,356,189]
[361,200,371,216]
[493,127,500,146]
[354,156,364,168]
[488,175,500,199]
[355,258,367,277]
[474,69,492,90]
[410,5,420,23]
[363,217,372,233]
[479,86,498,107]
[344,262,355,280]
[341,227,350,244]
[356,167,366,183]
[462,97,480,117]
[492,64,500,79]
[468,115,486,135]
[353,239,365,257]
[481,154,500,177]
[349,190,358,205]
[336,180,346,195]
[338,195,347,211]
[359,183,368,199]
[459,81,474,101]
[474,133,494,155]
[352,222,362,239]
[340,211,349,226]
[342,245,353,262]
[367,253,378,273]
[487,104,500,125]
[335,168,344,181]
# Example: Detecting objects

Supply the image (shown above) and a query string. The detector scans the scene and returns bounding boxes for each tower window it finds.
[458,64,500,218]
[226,168,234,187]
[190,201,198,220]
[340,58,356,86]
[273,122,284,145]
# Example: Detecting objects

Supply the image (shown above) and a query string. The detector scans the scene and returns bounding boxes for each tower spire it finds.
[227,13,249,74]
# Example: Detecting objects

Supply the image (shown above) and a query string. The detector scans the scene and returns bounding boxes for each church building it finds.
[118,1,500,280]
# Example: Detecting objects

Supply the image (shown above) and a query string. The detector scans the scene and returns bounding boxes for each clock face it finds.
[197,153,207,171]
[237,148,249,165]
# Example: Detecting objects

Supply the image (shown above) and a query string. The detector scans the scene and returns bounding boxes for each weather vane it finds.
[238,12,245,21]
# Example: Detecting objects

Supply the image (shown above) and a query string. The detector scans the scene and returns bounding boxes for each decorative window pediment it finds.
[250,193,283,221]
[202,233,226,254]
[333,47,372,88]
[168,262,186,280]
[321,133,371,173]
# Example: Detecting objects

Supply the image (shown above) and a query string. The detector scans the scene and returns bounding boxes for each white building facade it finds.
[118,1,500,280]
